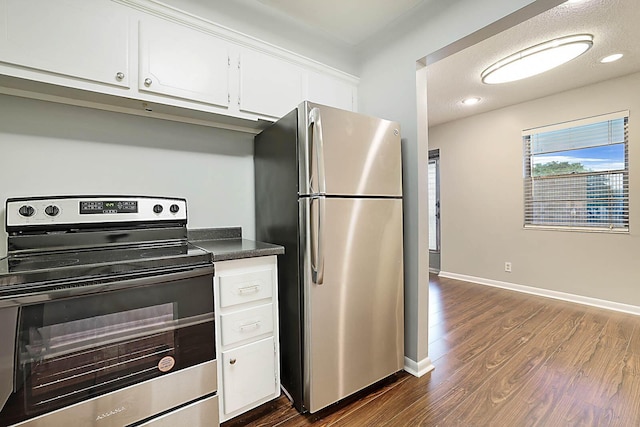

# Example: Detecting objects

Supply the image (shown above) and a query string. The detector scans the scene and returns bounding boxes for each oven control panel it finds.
[80,200,138,214]
[6,196,187,228]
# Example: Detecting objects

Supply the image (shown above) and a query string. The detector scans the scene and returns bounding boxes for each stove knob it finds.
[169,204,180,213]
[18,205,35,217]
[45,205,60,217]
[153,204,163,214]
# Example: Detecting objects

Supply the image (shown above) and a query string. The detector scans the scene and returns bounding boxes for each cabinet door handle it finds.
[238,284,260,295]
[116,72,125,80]
[229,358,237,365]
[144,78,153,86]
[239,321,261,332]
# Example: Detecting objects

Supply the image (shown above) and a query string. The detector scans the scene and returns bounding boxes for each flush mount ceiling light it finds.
[462,97,481,105]
[600,53,623,63]
[481,34,594,84]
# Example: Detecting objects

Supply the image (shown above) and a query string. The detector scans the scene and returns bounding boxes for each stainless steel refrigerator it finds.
[254,101,404,413]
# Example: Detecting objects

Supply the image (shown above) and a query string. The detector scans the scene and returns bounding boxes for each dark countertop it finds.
[188,227,284,262]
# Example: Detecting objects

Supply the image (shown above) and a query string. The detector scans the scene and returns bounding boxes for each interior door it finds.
[303,103,402,197]
[301,196,404,413]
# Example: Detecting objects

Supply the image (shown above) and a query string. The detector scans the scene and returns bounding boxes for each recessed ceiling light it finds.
[600,53,623,63]
[462,97,481,106]
[481,34,593,84]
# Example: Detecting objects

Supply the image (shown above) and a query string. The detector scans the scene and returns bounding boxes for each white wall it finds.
[355,0,561,363]
[430,72,640,307]
[0,94,255,257]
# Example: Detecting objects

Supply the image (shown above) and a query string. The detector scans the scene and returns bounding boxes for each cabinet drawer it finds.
[138,394,219,427]
[220,304,273,347]
[219,269,273,307]
[221,338,276,415]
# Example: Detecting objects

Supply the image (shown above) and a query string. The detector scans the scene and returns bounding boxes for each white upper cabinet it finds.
[138,18,230,108]
[0,0,129,88]
[0,0,358,129]
[307,70,356,112]
[238,48,304,118]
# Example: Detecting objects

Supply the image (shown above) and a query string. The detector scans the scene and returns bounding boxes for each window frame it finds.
[522,111,629,233]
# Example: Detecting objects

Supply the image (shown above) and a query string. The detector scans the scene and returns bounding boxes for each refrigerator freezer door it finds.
[300,102,402,197]
[301,197,404,413]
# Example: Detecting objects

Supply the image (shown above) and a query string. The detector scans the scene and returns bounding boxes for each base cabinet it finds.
[214,256,280,423]
[221,337,277,415]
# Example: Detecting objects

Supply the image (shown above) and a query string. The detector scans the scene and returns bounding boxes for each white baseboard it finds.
[404,356,434,377]
[438,271,640,316]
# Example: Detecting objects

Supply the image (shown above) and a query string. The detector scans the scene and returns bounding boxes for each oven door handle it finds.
[0,265,214,308]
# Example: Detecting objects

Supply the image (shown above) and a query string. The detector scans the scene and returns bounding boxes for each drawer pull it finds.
[238,284,260,295]
[240,321,261,332]
[229,358,237,365]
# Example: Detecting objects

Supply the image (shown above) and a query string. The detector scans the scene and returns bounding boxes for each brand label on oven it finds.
[96,406,126,421]
[158,356,176,372]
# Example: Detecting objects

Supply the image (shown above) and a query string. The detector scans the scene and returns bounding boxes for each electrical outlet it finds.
[505,262,512,272]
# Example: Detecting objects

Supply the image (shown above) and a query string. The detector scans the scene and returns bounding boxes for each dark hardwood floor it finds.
[223,274,640,426]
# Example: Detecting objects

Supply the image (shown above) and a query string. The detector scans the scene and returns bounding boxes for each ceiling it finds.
[426,0,640,126]
[257,0,428,45]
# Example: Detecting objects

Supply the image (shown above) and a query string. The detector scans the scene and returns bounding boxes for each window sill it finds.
[523,225,629,234]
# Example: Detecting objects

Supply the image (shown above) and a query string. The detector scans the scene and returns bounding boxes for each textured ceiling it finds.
[258,0,426,45]
[427,0,640,126]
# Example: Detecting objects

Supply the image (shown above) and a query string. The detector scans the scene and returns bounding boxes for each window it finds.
[523,111,629,231]
[428,154,439,251]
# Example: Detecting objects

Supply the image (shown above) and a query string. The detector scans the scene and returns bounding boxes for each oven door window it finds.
[13,271,214,420]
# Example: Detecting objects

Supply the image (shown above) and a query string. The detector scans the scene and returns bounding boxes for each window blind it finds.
[523,112,629,231]
[428,159,438,251]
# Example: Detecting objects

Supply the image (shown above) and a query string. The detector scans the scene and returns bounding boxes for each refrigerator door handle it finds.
[309,107,327,195]
[311,196,325,285]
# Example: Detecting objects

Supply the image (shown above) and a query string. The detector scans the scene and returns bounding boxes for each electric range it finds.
[0,195,218,427]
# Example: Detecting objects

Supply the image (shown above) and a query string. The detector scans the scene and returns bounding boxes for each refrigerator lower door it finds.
[300,196,404,413]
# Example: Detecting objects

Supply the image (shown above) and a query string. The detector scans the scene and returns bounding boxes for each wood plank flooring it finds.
[222,274,640,426]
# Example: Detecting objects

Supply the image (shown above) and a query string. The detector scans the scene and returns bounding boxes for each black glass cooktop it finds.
[0,243,212,291]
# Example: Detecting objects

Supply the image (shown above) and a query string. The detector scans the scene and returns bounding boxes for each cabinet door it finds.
[307,71,356,111]
[239,49,303,118]
[138,18,229,107]
[221,337,276,415]
[0,0,129,87]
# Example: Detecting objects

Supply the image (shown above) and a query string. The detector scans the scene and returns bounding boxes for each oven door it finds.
[0,266,215,427]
